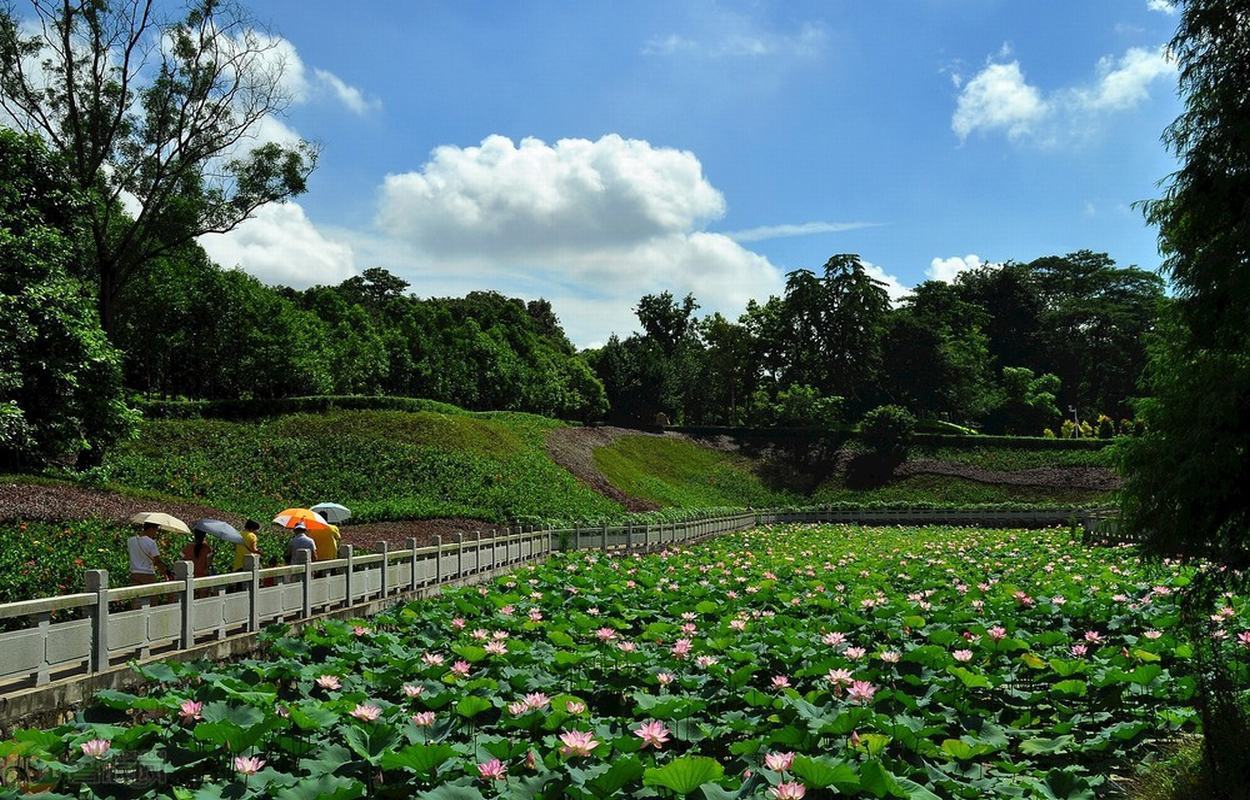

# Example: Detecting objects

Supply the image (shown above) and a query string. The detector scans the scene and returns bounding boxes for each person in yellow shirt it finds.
[309,523,341,561]
[233,519,261,571]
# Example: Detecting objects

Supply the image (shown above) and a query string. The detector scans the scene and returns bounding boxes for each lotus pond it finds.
[2,524,1240,799]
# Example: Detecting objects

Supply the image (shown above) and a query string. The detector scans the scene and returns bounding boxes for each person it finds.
[181,530,214,578]
[233,519,261,571]
[128,522,171,585]
[285,522,317,565]
[309,521,342,561]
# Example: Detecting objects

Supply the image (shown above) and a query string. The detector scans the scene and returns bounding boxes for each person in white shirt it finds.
[128,522,171,585]
[285,522,317,565]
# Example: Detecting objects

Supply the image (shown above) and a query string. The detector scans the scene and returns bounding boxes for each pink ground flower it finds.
[558,730,600,757]
[634,719,671,749]
[826,668,854,694]
[764,751,795,772]
[953,649,973,663]
[847,680,877,704]
[80,739,110,759]
[411,711,436,727]
[477,758,508,781]
[696,655,719,668]
[350,703,382,722]
[771,781,807,799]
[316,675,341,691]
[179,700,203,722]
[234,755,265,776]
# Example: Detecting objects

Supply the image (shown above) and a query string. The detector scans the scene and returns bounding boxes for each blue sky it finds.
[197,0,1184,346]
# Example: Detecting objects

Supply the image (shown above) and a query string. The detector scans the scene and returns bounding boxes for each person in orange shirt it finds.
[309,523,342,561]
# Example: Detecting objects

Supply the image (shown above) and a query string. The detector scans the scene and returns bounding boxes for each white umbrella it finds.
[191,519,245,545]
[310,503,351,524]
[129,512,191,535]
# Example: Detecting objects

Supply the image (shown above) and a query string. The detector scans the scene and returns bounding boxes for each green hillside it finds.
[103,409,620,524]
[592,436,802,508]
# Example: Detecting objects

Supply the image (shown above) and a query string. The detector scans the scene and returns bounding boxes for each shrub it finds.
[859,404,917,456]
[1042,428,1056,438]
[1097,414,1116,439]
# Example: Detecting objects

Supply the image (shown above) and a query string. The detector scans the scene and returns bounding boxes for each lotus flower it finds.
[771,782,807,799]
[566,700,587,714]
[411,711,436,727]
[596,627,617,641]
[234,755,265,776]
[558,730,600,757]
[350,703,382,722]
[422,652,445,667]
[770,674,791,690]
[523,692,551,710]
[179,700,203,722]
[403,683,425,698]
[352,625,370,637]
[634,719,671,749]
[485,640,508,656]
[1238,631,1250,648]
[987,626,1007,642]
[80,739,110,759]
[953,649,973,663]
[450,660,471,677]
[847,680,877,704]
[477,758,508,781]
[316,674,341,690]
[656,671,675,686]
[1071,644,1088,657]
[765,751,795,772]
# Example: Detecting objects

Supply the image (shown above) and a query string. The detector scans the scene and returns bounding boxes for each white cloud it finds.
[952,62,1049,141]
[198,202,356,288]
[952,45,1174,143]
[1072,46,1173,111]
[863,261,911,304]
[643,21,826,59]
[1146,0,1177,14]
[725,221,882,243]
[926,254,994,283]
[372,133,785,343]
[314,68,382,114]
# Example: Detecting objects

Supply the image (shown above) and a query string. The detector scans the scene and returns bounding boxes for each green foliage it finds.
[592,436,800,508]
[0,525,1222,797]
[990,367,1062,434]
[812,473,1114,506]
[859,405,917,456]
[103,410,620,524]
[0,129,136,469]
[747,384,844,428]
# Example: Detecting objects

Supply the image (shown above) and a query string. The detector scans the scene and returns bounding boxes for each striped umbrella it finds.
[272,508,330,531]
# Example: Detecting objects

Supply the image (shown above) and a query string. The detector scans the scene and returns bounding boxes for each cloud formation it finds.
[927,254,994,283]
[1146,0,1177,14]
[642,20,826,59]
[952,45,1174,143]
[198,202,356,288]
[725,221,882,243]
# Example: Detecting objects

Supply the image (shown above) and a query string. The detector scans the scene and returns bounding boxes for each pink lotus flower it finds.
[451,660,471,677]
[350,703,382,722]
[634,719,671,749]
[411,711,436,727]
[847,680,877,704]
[770,674,791,690]
[771,781,807,799]
[1237,631,1250,648]
[472,629,489,640]
[1144,630,1163,640]
[671,638,692,658]
[452,617,466,630]
[1084,630,1104,645]
[656,671,675,687]
[403,684,425,699]
[987,626,1007,642]
[80,739,110,759]
[508,700,530,715]
[953,649,973,663]
[880,650,900,664]
[485,640,508,656]
[422,652,444,667]
[826,668,854,694]
[617,640,637,653]
[730,619,747,631]
[500,604,515,616]
[316,675,341,691]
[352,626,370,637]
[234,755,265,776]
[822,631,846,647]
[477,758,508,781]
[596,627,617,641]
[179,700,203,722]
[1071,644,1088,657]
[528,609,544,622]
[558,730,600,757]
[764,751,795,772]
[524,692,551,710]
[844,646,866,661]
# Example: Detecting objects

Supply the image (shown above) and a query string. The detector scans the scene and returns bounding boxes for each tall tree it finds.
[0,0,317,334]
[1119,0,1250,787]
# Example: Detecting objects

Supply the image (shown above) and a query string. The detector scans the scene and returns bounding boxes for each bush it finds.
[859,404,917,456]
[1097,414,1116,439]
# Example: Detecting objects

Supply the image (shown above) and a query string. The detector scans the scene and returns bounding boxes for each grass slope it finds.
[104,409,621,525]
[810,474,1113,505]
[592,435,801,508]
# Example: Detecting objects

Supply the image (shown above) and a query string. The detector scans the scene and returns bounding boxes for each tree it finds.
[635,292,699,355]
[1119,4,1250,784]
[0,0,317,334]
[986,367,1061,435]
[0,128,135,467]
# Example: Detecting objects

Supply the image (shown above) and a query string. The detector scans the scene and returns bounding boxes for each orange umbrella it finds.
[273,508,331,531]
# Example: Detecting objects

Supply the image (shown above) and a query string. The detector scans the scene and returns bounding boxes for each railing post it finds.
[297,549,313,618]
[246,554,261,632]
[85,569,109,674]
[475,530,482,573]
[489,529,497,572]
[175,561,195,650]
[434,535,443,583]
[601,522,609,552]
[408,537,419,591]
[378,541,390,598]
[341,545,355,609]
[456,533,464,578]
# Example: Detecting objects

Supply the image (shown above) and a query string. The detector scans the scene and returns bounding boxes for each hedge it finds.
[134,395,474,421]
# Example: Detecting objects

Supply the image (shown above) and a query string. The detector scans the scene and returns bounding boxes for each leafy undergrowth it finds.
[810,474,1115,506]
[916,445,1119,471]
[592,436,801,509]
[101,410,621,525]
[3,525,1234,799]
[1121,736,1215,800]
